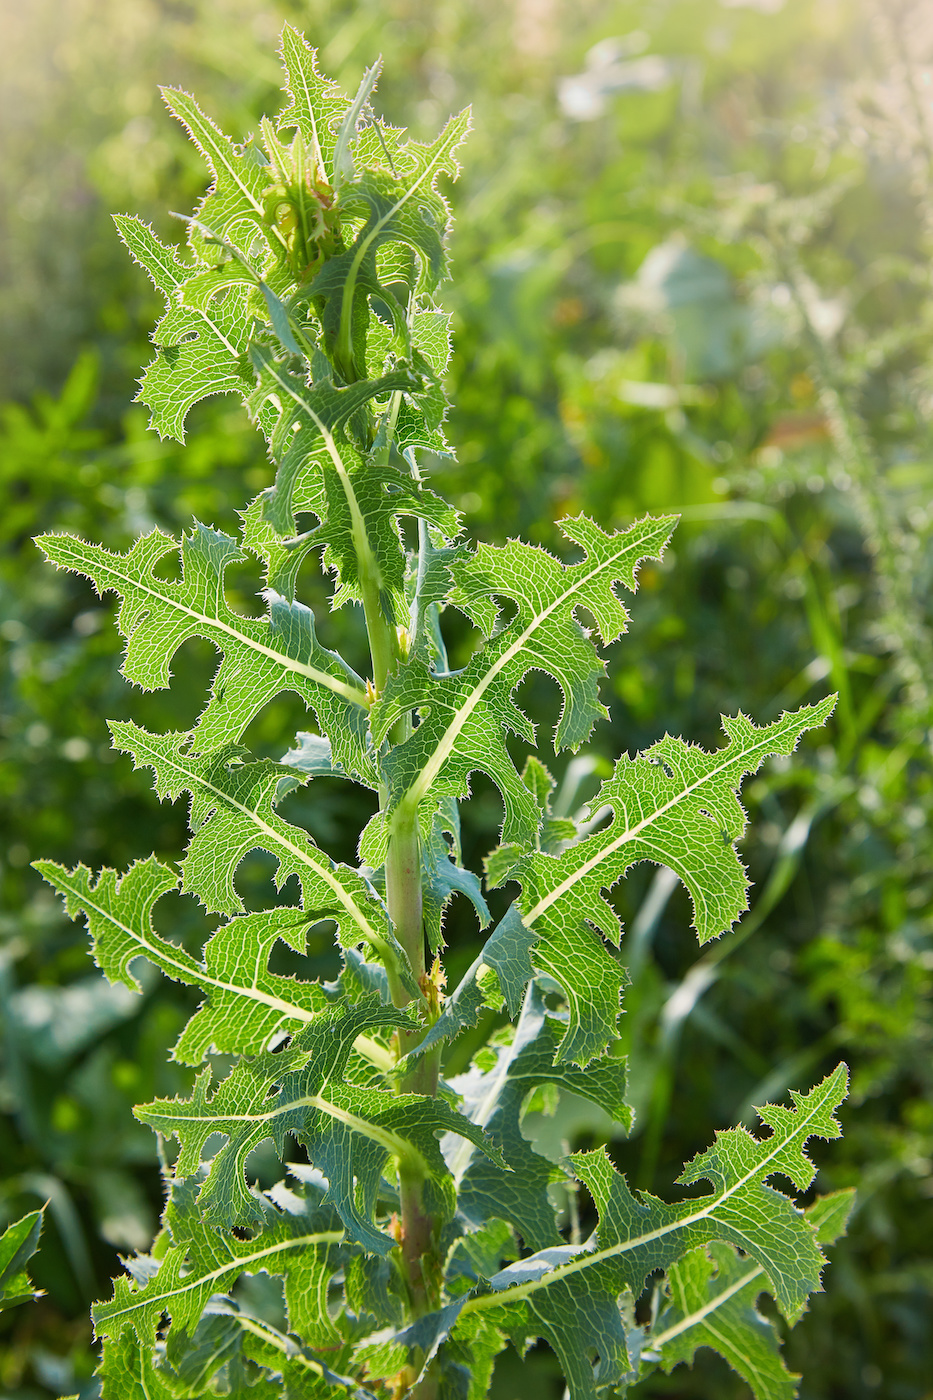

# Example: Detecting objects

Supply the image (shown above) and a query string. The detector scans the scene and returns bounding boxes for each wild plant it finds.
[35,30,849,1399]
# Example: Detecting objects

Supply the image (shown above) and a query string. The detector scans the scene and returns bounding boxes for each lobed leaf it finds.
[161,86,270,259]
[446,1065,848,1398]
[305,109,470,379]
[107,722,399,968]
[248,349,458,615]
[93,1173,344,1351]
[642,1192,854,1399]
[0,1210,45,1312]
[113,215,254,441]
[276,25,353,181]
[649,1242,798,1400]
[32,859,343,1065]
[372,513,675,847]
[485,695,838,1063]
[37,524,372,775]
[136,999,505,1249]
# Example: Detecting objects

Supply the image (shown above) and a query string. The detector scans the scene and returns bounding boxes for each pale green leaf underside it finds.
[449,987,631,1252]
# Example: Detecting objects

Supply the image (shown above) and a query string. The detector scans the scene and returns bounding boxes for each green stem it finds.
[384,809,424,1004]
[382,742,443,1342]
[358,396,444,1360]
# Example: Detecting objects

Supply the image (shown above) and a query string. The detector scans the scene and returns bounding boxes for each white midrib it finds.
[128,217,242,362]
[461,1075,837,1316]
[233,1313,329,1374]
[649,1263,763,1349]
[98,1228,342,1323]
[58,879,303,1019]
[337,121,461,362]
[401,534,655,814]
[191,287,245,360]
[523,729,788,928]
[178,92,265,218]
[142,1088,427,1169]
[54,541,367,708]
[264,365,383,599]
[282,30,328,177]
[62,877,392,1072]
[448,1046,517,1187]
[124,729,387,950]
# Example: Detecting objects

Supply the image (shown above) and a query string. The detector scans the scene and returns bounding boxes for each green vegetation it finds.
[2,2,931,1398]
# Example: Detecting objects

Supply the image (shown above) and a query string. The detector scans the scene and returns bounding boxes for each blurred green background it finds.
[1,0,932,1396]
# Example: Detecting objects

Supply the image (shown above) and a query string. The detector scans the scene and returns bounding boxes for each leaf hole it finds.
[152,549,183,582]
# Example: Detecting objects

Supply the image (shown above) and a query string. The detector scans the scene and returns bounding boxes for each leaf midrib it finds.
[523,727,784,928]
[141,1088,430,1172]
[336,117,463,365]
[97,1228,342,1324]
[119,725,388,950]
[279,27,330,177]
[51,538,367,709]
[258,360,384,596]
[56,875,317,1026]
[400,528,665,814]
[460,1067,841,1317]
[165,88,265,218]
[650,1263,763,1349]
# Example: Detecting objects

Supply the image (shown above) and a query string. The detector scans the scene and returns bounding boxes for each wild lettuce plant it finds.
[35,30,850,1399]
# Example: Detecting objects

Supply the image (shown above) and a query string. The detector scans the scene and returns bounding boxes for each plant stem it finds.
[385,809,425,1001]
[360,404,444,1360]
[384,799,443,1377]
[380,714,443,1332]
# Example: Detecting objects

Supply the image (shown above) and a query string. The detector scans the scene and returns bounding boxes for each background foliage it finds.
[1,0,931,1396]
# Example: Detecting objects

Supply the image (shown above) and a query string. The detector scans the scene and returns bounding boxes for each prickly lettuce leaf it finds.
[370,514,675,850]
[0,1210,45,1311]
[303,108,470,380]
[114,215,255,441]
[31,859,349,1064]
[93,1172,345,1352]
[638,1191,856,1400]
[134,998,505,1250]
[442,1067,848,1399]
[106,721,389,936]
[484,696,838,1064]
[37,524,371,774]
